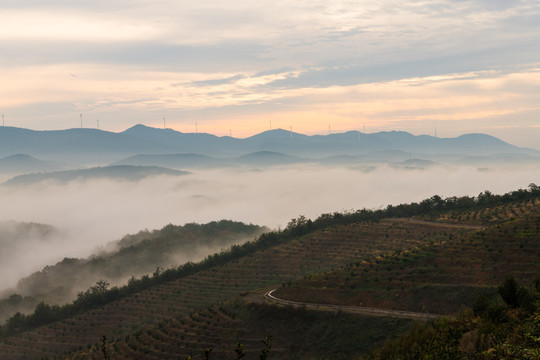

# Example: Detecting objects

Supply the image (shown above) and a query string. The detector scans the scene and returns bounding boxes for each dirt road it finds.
[264,289,443,322]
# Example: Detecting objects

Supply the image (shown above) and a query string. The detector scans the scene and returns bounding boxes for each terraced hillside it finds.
[0,188,539,359]
[0,221,465,359]
[0,220,266,323]
[275,198,540,314]
[58,299,415,360]
[424,194,540,225]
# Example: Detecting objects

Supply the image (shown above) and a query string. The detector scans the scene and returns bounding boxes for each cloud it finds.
[1,0,540,148]
[0,166,540,287]
[0,9,160,42]
[188,75,247,87]
[3,0,539,69]
[2,64,540,150]
[1,164,539,291]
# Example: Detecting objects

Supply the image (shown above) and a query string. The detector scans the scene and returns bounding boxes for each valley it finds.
[3,1,540,358]
[0,187,538,359]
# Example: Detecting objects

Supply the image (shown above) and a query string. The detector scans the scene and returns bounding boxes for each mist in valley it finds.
[1,163,539,295]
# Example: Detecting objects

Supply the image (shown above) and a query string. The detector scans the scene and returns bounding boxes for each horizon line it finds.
[0,123,490,141]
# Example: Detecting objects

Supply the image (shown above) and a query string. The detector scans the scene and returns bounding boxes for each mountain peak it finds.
[246,128,306,140]
[123,124,182,135]
[1,125,534,164]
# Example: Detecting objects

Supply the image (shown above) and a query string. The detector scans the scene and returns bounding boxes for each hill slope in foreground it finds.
[0,187,539,359]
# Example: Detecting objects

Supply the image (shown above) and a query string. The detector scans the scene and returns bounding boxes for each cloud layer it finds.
[1,164,539,290]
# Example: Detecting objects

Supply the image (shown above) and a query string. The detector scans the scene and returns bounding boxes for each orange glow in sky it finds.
[1,1,539,148]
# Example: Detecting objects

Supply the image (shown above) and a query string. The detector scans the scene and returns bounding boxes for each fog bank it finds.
[1,164,539,290]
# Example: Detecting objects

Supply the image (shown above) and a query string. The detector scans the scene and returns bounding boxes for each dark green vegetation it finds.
[0,186,539,359]
[63,300,413,360]
[0,221,265,323]
[364,277,540,360]
[274,196,540,314]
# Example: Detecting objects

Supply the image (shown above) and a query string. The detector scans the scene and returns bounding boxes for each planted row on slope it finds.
[0,220,266,324]
[0,219,444,358]
[364,277,540,360]
[56,299,414,360]
[1,186,540,358]
[275,205,540,315]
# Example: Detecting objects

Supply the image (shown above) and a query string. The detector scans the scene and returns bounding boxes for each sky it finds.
[1,0,540,148]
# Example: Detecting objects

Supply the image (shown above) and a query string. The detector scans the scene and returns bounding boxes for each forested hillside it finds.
[0,221,265,323]
[0,185,538,359]
[364,277,540,359]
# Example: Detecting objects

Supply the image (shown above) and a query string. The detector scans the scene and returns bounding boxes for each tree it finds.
[101,335,110,360]
[498,276,519,308]
[259,335,272,360]
[91,280,110,294]
[477,190,494,206]
[234,342,246,359]
[32,302,53,324]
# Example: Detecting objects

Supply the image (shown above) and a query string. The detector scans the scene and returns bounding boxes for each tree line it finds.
[2,184,539,338]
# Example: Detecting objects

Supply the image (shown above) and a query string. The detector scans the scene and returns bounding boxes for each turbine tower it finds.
[1,114,4,127]
[80,113,83,128]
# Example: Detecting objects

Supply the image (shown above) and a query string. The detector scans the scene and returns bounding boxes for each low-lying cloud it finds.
[1,164,539,291]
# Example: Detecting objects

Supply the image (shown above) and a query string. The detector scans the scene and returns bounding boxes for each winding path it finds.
[264,289,444,322]
[394,218,484,230]
[260,218,473,322]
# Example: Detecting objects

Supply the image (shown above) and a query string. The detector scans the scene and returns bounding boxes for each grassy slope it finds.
[275,199,540,315]
[0,221,266,323]
[0,220,454,359]
[68,299,414,360]
[0,194,539,359]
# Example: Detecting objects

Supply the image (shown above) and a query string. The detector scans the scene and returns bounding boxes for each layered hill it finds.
[2,165,187,186]
[0,221,266,323]
[1,125,537,166]
[274,200,540,315]
[0,154,61,175]
[0,187,538,359]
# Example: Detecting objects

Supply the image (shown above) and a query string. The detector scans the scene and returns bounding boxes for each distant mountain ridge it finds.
[0,154,60,174]
[0,125,537,165]
[2,165,187,186]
